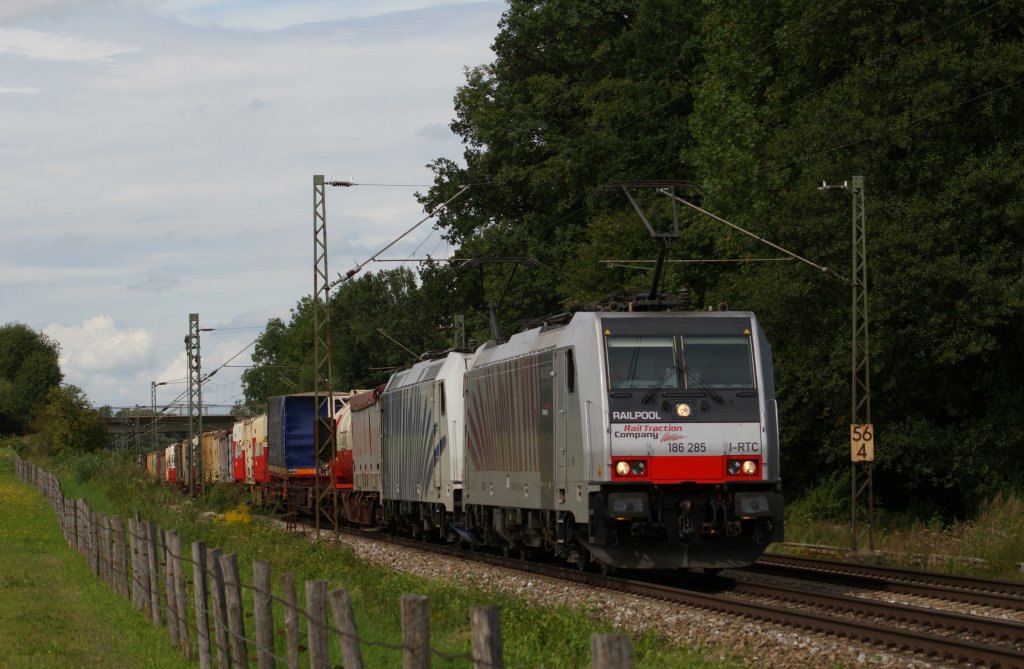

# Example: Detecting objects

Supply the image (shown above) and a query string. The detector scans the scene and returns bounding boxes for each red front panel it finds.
[646,455,724,483]
[612,455,764,484]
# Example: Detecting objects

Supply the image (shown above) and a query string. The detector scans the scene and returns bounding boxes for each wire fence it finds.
[13,455,635,669]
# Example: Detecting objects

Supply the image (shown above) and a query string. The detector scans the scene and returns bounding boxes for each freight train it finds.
[146,309,783,572]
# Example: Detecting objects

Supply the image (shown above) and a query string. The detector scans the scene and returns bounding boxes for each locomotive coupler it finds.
[678,499,694,538]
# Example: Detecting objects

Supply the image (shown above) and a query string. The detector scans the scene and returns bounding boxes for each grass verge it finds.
[0,448,192,669]
[781,491,1024,581]
[10,448,743,669]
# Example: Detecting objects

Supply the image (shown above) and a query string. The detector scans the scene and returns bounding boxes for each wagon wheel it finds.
[573,548,590,572]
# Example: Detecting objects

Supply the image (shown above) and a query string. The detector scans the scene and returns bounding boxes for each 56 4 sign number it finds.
[850,423,875,462]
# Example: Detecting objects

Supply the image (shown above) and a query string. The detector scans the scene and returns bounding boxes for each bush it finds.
[69,450,107,483]
[786,471,848,524]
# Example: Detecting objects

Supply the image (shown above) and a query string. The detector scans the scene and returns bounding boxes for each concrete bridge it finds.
[103,414,238,451]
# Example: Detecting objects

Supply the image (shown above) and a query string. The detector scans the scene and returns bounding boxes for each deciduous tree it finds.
[0,322,63,435]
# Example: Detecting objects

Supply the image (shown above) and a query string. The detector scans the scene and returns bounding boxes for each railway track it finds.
[319,525,1024,668]
[752,554,1024,610]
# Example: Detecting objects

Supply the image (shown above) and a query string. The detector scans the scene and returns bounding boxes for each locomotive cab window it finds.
[681,336,755,389]
[566,349,576,394]
[606,336,679,389]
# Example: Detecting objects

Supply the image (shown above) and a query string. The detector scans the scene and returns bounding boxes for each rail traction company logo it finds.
[613,423,686,442]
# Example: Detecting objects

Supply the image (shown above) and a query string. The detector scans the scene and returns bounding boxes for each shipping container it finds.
[246,414,270,485]
[202,430,232,483]
[266,394,345,479]
[164,442,179,483]
[232,420,246,483]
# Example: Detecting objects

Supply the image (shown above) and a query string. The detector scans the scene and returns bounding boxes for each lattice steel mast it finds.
[821,176,875,554]
[186,313,204,496]
[312,175,340,533]
[849,176,874,552]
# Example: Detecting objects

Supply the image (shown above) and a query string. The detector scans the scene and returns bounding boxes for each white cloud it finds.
[0,27,138,61]
[1,1,503,408]
[148,0,499,31]
[0,0,112,21]
[45,316,155,373]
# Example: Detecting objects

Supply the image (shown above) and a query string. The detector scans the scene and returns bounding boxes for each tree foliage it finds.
[240,268,453,411]
[246,0,1024,519]
[0,322,64,435]
[30,384,108,455]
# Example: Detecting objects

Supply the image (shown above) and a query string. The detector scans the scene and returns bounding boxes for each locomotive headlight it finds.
[727,459,759,476]
[615,461,632,476]
[631,461,646,476]
[675,403,692,418]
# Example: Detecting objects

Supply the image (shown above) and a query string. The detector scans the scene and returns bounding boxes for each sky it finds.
[0,0,505,411]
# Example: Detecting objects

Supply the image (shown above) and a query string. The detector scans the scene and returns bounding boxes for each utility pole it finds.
[151,382,158,455]
[849,175,874,554]
[820,176,875,554]
[185,313,204,497]
[313,175,344,534]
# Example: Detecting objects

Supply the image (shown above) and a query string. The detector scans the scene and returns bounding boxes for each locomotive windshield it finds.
[681,336,754,388]
[605,334,755,390]
[607,336,679,389]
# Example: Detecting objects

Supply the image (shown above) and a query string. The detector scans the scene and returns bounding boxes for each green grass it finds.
[0,449,192,669]
[781,489,1024,581]
[18,443,1021,668]
[9,448,744,669]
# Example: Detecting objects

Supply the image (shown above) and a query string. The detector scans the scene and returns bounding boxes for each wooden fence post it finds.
[329,588,363,669]
[99,513,111,587]
[145,520,162,626]
[470,606,503,669]
[73,499,81,553]
[104,514,115,588]
[208,548,231,669]
[88,505,100,576]
[170,532,192,658]
[128,517,142,611]
[83,501,91,558]
[306,580,329,669]
[219,552,249,669]
[58,494,67,543]
[59,493,69,543]
[93,507,102,576]
[401,594,430,669]
[281,573,300,669]
[590,634,634,669]
[165,530,180,647]
[131,512,147,612]
[192,541,213,669]
[75,500,84,555]
[252,561,274,669]
[111,515,129,599]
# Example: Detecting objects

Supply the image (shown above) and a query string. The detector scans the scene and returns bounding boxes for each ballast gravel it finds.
[292,525,963,669]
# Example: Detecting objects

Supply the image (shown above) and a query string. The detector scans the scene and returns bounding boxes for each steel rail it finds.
[729,579,1024,647]
[330,527,1024,668]
[754,554,1024,610]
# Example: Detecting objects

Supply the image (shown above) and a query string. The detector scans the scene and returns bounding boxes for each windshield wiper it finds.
[641,367,682,405]
[685,369,725,404]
